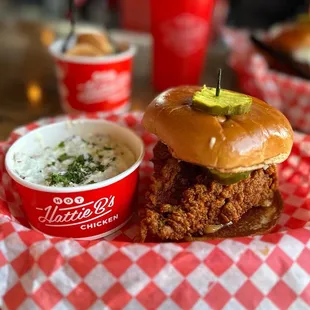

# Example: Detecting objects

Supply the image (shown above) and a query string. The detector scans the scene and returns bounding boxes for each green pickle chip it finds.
[192,86,252,116]
[209,169,251,185]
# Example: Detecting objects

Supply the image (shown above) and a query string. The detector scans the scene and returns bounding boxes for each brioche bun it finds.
[268,23,310,53]
[142,86,293,173]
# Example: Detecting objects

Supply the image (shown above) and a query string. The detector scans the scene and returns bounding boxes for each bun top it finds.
[268,24,310,52]
[142,86,293,173]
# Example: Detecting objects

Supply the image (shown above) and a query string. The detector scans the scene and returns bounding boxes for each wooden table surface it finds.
[0,19,238,141]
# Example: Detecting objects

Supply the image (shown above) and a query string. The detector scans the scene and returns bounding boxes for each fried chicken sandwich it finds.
[140,85,293,242]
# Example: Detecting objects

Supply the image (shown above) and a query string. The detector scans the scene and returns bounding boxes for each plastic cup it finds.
[49,39,136,114]
[151,0,215,91]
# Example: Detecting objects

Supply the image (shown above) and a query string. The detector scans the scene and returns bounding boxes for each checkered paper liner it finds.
[0,112,310,310]
[222,28,310,134]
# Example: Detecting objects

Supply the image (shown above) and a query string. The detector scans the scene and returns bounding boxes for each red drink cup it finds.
[151,0,215,91]
[49,38,136,114]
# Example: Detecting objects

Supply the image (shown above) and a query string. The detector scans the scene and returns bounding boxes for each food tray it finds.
[0,112,309,309]
[223,27,310,134]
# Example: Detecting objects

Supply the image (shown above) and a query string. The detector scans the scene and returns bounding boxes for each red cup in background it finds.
[49,39,136,114]
[151,0,215,91]
[120,0,151,32]
[5,120,144,239]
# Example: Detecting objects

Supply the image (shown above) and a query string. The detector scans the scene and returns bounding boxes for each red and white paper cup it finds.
[49,39,136,114]
[5,119,144,239]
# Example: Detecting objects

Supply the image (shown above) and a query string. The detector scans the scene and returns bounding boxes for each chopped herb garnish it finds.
[96,164,107,172]
[46,153,109,186]
[87,154,94,162]
[75,155,85,164]
[43,136,127,187]
[58,153,72,162]
[47,173,70,186]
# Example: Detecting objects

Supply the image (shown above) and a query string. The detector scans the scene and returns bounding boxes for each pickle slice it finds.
[209,169,251,185]
[192,86,252,116]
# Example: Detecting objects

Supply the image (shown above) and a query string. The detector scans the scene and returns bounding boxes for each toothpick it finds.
[216,68,222,97]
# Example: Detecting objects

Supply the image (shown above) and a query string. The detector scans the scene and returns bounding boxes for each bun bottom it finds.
[183,191,283,241]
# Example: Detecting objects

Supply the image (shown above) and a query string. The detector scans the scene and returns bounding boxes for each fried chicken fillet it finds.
[140,142,278,241]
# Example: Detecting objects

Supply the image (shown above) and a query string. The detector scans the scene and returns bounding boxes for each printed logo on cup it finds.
[36,195,118,231]
[77,70,130,104]
[160,13,209,57]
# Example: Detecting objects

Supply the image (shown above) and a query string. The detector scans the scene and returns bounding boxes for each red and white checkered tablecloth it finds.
[0,112,310,310]
[222,28,310,134]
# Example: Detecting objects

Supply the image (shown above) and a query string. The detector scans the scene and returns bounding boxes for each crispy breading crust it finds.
[140,142,278,242]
